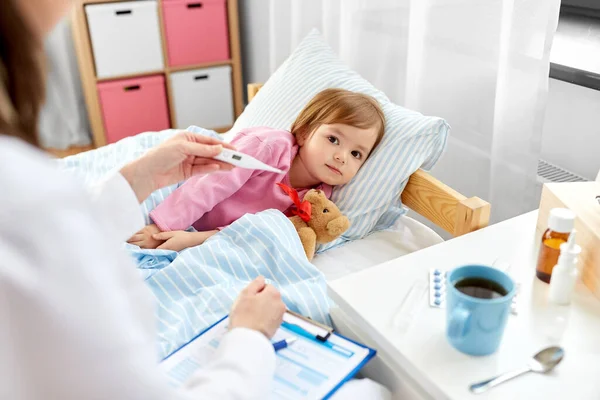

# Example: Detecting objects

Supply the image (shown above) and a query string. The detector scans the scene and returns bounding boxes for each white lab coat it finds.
[0,136,275,400]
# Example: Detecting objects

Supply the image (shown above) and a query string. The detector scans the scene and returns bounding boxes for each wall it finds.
[238,0,270,88]
[239,3,600,182]
[540,78,600,180]
[40,17,91,149]
[237,3,599,238]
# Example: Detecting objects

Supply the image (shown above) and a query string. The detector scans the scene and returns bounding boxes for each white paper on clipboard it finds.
[160,312,375,399]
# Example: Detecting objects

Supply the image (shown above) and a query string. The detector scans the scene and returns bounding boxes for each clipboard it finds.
[283,309,334,341]
[160,311,376,399]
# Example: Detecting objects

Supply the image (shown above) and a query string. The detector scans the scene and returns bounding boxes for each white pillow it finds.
[233,30,449,251]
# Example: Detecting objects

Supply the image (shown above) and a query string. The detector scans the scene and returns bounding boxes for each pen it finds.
[281,322,355,357]
[273,336,297,351]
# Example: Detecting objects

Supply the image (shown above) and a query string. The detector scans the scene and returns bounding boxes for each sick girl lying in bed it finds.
[128,88,385,251]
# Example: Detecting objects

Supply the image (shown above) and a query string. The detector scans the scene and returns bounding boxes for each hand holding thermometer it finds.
[214,148,283,174]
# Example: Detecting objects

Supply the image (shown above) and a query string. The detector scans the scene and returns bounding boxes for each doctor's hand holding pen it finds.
[230,276,287,339]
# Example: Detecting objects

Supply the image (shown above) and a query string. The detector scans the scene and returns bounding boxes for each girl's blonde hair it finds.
[290,88,385,153]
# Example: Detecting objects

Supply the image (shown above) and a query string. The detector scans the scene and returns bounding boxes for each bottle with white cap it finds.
[548,230,581,305]
[535,208,576,283]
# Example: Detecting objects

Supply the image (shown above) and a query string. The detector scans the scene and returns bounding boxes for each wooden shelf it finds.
[168,60,232,73]
[46,145,95,158]
[71,0,244,149]
[79,0,130,5]
[212,125,233,133]
[96,69,165,82]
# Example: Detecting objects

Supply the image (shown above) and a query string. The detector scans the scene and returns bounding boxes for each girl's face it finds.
[17,0,72,38]
[297,123,379,186]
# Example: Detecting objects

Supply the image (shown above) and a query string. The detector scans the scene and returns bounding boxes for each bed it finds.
[59,30,491,379]
[247,82,490,282]
[58,86,489,360]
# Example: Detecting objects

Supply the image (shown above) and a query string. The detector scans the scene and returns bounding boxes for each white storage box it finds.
[170,66,234,129]
[86,1,164,78]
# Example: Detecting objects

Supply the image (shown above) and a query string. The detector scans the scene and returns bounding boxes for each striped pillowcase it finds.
[232,30,449,252]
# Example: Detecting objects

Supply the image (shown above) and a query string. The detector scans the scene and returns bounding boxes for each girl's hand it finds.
[120,132,236,203]
[152,230,218,251]
[127,224,164,249]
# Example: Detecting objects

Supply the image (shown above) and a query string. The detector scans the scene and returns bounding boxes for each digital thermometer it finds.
[214,148,283,174]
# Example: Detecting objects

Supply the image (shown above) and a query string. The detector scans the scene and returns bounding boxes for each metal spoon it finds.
[469,346,565,394]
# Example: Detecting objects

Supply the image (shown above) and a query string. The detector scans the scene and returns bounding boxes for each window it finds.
[549,1,600,90]
[561,0,600,18]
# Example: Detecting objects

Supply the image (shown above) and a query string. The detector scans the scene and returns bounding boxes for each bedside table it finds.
[328,211,600,399]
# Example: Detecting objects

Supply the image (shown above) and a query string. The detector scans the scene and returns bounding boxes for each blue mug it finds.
[446,265,516,356]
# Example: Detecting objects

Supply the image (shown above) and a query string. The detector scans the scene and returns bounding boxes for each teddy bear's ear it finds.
[326,216,351,237]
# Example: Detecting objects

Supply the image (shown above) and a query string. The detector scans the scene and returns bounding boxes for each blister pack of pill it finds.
[429,269,519,315]
[429,269,447,308]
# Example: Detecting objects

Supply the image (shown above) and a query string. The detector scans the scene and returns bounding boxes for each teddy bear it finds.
[278,184,350,261]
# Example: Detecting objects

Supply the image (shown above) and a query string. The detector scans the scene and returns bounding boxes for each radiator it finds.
[537,159,589,184]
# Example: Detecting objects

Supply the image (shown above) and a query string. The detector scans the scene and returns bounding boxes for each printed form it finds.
[160,313,372,399]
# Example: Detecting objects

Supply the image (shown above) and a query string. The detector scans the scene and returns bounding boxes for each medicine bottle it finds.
[536,208,575,283]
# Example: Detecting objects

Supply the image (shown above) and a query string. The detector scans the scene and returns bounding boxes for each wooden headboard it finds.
[247,83,491,237]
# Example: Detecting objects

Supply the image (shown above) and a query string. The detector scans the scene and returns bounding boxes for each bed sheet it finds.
[312,215,444,281]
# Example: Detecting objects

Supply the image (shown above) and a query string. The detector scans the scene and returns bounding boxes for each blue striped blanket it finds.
[59,128,332,358]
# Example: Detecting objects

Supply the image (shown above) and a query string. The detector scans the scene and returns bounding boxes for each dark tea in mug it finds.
[454,277,508,300]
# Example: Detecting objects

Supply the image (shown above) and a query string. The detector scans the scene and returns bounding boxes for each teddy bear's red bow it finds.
[277,183,312,223]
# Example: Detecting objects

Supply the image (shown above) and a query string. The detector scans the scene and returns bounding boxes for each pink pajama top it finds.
[149,127,332,232]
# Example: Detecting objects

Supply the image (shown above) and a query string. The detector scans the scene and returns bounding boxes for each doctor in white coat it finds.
[0,1,287,399]
[0,1,394,399]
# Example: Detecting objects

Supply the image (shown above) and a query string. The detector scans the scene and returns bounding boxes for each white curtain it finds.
[39,17,91,149]
[264,0,560,224]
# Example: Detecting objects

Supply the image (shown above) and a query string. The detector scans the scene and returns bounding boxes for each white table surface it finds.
[328,211,600,400]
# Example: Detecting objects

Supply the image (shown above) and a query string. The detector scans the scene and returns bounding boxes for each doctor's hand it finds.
[120,132,236,203]
[229,276,286,339]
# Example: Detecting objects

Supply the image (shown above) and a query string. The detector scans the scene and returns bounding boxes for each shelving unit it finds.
[71,0,244,148]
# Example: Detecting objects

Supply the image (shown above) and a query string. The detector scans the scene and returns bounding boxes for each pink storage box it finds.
[162,0,230,67]
[97,75,171,144]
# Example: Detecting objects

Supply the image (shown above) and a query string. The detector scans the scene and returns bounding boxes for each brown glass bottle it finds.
[536,229,570,283]
[535,208,575,283]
